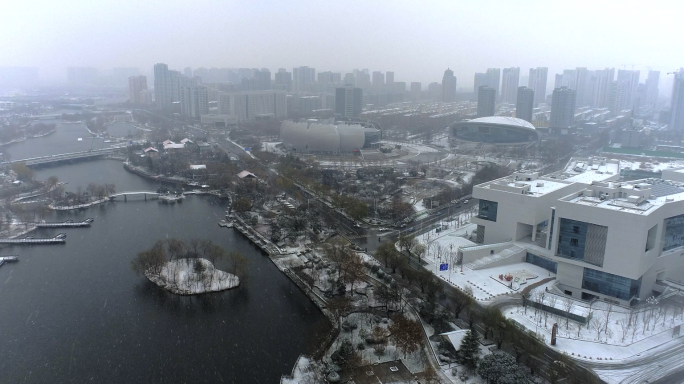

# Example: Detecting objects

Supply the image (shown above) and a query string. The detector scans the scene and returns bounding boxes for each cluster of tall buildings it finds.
[153,63,291,121]
[125,62,684,134]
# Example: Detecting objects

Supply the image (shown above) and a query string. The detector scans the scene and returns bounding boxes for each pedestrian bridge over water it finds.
[3,147,125,167]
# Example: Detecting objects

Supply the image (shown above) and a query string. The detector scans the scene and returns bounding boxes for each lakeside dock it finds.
[0,255,18,267]
[36,218,93,228]
[0,233,66,244]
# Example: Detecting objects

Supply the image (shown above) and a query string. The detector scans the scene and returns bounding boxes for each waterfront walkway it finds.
[0,233,66,244]
[36,218,93,228]
[0,255,18,267]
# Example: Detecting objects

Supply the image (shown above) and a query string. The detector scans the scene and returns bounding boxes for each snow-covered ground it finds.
[500,280,684,366]
[261,141,284,154]
[413,220,553,302]
[146,258,239,295]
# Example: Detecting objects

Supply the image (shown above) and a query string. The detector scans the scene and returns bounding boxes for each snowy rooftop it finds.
[547,157,620,183]
[564,178,684,215]
[621,160,684,173]
[480,176,570,197]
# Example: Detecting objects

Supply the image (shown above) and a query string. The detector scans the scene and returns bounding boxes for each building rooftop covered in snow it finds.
[471,156,684,306]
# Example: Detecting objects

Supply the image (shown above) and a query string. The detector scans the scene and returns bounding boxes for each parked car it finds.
[463,199,469,204]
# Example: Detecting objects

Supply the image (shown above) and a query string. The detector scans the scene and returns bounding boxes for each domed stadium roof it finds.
[466,116,536,131]
[450,116,539,145]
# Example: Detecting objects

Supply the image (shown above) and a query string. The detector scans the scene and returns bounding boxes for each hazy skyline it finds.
[1,0,681,88]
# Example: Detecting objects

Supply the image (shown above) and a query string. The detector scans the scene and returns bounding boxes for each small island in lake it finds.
[131,238,247,295]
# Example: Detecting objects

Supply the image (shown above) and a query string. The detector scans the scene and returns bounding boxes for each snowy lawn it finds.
[421,257,552,302]
[502,283,684,362]
[146,258,239,295]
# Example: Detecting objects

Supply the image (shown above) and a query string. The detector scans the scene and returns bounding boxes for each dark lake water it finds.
[5,119,138,162]
[0,133,330,383]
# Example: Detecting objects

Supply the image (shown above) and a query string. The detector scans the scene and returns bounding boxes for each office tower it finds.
[474,73,488,94]
[587,68,614,108]
[293,66,315,92]
[274,68,292,91]
[184,67,192,77]
[516,86,534,122]
[128,76,147,105]
[607,81,630,114]
[671,69,684,131]
[486,68,501,97]
[192,67,208,82]
[477,86,496,117]
[501,67,520,104]
[218,91,287,121]
[441,68,457,102]
[550,86,577,130]
[343,73,355,86]
[254,68,271,90]
[617,69,641,108]
[428,82,441,101]
[67,67,98,86]
[154,63,174,110]
[335,85,363,118]
[386,71,395,91]
[587,69,607,108]
[258,68,271,90]
[528,67,548,106]
[410,82,421,100]
[179,80,208,118]
[575,67,589,106]
[645,70,660,105]
[317,71,335,84]
[354,70,371,91]
[554,69,577,90]
[372,71,385,92]
[298,96,321,115]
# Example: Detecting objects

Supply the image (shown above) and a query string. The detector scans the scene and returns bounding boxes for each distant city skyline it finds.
[0,0,679,93]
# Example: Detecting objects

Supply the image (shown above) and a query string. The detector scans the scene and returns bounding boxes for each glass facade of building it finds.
[525,252,557,273]
[646,224,658,252]
[664,213,684,251]
[556,218,606,267]
[582,268,641,301]
[478,199,498,222]
[548,208,555,250]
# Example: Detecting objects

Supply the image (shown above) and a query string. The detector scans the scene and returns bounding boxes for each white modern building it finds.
[471,157,684,306]
[280,120,380,155]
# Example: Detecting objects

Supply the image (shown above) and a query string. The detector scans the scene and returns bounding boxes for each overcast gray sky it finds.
[1,0,681,88]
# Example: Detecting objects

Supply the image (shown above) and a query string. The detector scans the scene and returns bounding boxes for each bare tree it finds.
[547,294,558,327]
[604,303,614,338]
[631,321,640,343]
[561,297,574,329]
[617,319,630,343]
[591,317,604,342]
[642,310,652,336]
[652,307,664,331]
